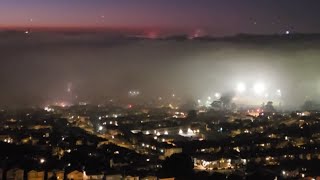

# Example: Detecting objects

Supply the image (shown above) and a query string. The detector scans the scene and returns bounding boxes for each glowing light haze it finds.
[1,33,320,109]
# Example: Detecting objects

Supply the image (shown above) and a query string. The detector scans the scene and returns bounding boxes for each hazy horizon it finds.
[0,32,320,109]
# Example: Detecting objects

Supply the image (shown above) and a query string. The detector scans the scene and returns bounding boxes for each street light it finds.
[98,126,103,131]
[236,83,246,93]
[40,158,45,164]
[253,83,265,95]
[214,93,221,99]
[277,89,282,97]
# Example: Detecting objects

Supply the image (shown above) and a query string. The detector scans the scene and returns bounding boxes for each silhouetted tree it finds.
[209,172,226,180]
[211,100,222,110]
[219,92,235,110]
[264,101,275,112]
[48,172,58,180]
[227,174,243,180]
[194,171,210,180]
[181,100,197,111]
[160,153,194,180]
[302,100,315,111]
[231,103,237,111]
[247,171,276,180]
[187,110,197,120]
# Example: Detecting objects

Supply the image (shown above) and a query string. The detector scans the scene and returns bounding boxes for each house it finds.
[6,168,24,180]
[67,170,84,180]
[141,176,157,180]
[124,176,139,180]
[85,171,104,180]
[48,170,64,180]
[164,148,182,158]
[28,170,45,180]
[105,174,123,180]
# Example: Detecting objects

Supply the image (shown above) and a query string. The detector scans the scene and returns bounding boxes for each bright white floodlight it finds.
[253,83,265,95]
[214,93,221,99]
[98,126,103,131]
[236,83,246,93]
[277,89,282,96]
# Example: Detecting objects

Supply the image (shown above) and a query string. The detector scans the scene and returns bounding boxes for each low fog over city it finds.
[1,32,320,109]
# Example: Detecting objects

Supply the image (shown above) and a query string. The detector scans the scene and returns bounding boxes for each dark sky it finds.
[1,0,320,35]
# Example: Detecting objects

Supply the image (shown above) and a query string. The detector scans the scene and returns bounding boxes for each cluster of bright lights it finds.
[44,107,54,112]
[53,102,69,107]
[197,93,221,107]
[234,82,276,96]
[173,111,186,118]
[141,143,160,152]
[3,138,13,143]
[197,81,282,108]
[108,121,119,126]
[145,130,169,136]
[234,82,266,94]
[154,136,166,143]
[178,128,200,137]
[79,102,87,106]
[198,159,233,170]
[128,90,140,96]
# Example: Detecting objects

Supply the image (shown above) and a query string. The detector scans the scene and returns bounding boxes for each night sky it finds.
[1,0,320,35]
